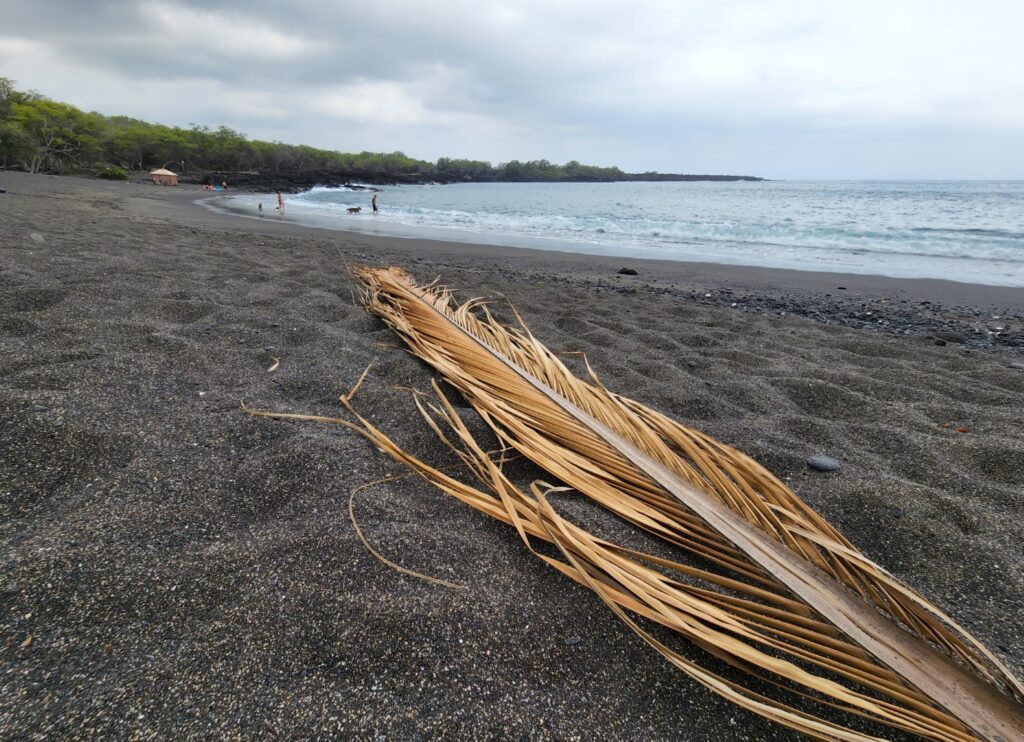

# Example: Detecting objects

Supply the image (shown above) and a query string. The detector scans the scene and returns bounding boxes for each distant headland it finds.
[208,167,765,193]
[0,78,763,191]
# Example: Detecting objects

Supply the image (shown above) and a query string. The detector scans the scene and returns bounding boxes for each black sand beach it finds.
[2,172,1022,739]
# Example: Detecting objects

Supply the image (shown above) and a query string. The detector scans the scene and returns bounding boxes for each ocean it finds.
[218,180,1024,287]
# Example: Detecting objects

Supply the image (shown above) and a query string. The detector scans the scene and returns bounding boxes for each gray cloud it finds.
[2,0,1022,177]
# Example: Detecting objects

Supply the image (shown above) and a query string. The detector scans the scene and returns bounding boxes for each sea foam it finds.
[227,180,1024,286]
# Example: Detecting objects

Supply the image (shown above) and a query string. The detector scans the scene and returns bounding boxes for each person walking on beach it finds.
[371,193,379,215]
[258,202,263,215]
[276,191,285,215]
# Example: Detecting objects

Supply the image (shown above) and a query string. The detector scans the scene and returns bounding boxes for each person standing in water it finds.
[276,191,285,215]
[371,192,378,214]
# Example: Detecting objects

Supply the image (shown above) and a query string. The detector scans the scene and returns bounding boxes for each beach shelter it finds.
[149,168,179,186]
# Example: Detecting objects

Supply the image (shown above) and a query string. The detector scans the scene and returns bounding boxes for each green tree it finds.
[107,120,154,170]
[0,77,38,168]
[9,98,100,173]
[0,79,667,182]
[501,160,525,180]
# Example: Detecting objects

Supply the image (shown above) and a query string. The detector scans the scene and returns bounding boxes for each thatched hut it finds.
[149,168,179,186]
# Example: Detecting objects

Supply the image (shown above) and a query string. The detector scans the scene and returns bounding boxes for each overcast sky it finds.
[2,0,1021,179]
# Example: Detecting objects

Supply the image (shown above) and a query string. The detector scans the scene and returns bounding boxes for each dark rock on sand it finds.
[807,455,842,472]
[617,267,639,275]
[179,168,414,193]
[1010,362,1024,369]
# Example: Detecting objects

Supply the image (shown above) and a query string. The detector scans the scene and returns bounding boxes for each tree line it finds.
[0,79,761,184]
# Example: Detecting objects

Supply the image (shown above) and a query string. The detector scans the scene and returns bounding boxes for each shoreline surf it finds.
[205,180,1024,289]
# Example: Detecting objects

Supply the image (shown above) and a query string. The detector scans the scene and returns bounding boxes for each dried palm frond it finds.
[259,266,1024,740]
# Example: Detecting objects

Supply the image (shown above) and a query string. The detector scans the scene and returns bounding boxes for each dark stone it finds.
[807,455,842,472]
[888,506,905,519]
[934,339,947,346]
[617,268,639,276]
[837,286,847,290]
[1009,362,1024,370]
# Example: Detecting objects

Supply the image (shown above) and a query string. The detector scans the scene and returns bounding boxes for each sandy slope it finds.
[1,172,1022,739]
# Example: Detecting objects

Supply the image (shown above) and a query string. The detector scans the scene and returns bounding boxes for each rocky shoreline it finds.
[177,169,394,193]
[200,191,1024,351]
[439,258,1024,351]
[591,274,1024,350]
[170,170,764,193]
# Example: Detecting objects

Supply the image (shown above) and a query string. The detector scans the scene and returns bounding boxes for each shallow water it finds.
[221,180,1024,287]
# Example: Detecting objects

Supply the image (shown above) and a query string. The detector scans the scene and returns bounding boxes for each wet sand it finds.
[2,171,1022,739]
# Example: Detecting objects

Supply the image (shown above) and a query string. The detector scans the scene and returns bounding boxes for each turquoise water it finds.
[223,181,1024,286]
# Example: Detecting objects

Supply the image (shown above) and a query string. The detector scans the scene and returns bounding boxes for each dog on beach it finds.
[347,206,362,214]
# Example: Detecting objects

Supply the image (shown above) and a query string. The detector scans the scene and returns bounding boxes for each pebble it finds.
[30,232,45,244]
[566,635,582,645]
[807,455,842,472]
[617,268,638,276]
[1010,362,1024,370]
